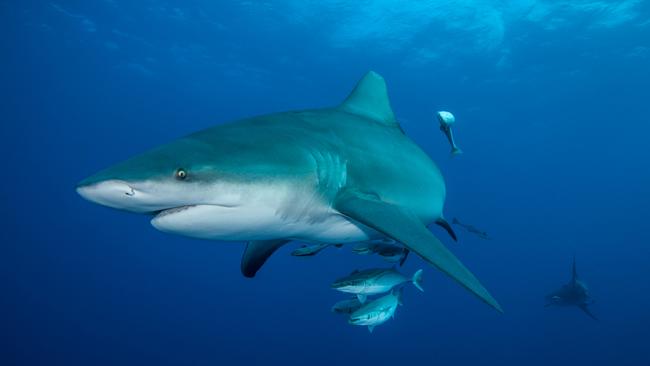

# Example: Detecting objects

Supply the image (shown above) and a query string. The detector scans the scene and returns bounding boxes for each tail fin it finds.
[393,287,404,306]
[443,125,462,156]
[412,269,424,292]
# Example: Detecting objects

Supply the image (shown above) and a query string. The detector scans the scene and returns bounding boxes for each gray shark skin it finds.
[349,288,403,333]
[331,267,423,303]
[76,71,501,312]
[545,257,597,320]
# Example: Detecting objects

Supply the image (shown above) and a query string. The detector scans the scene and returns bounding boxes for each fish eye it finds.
[175,168,187,180]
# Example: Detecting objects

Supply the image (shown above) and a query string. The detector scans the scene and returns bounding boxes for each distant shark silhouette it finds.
[76,71,501,312]
[545,257,597,320]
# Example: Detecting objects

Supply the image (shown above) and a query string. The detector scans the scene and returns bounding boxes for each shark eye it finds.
[175,169,187,180]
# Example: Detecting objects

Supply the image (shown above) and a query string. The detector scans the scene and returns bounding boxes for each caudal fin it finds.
[451,146,463,156]
[393,287,405,306]
[412,269,424,292]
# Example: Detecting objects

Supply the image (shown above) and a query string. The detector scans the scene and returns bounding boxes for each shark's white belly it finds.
[150,183,380,243]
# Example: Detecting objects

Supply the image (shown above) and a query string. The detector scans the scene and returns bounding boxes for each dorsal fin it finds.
[339,71,398,126]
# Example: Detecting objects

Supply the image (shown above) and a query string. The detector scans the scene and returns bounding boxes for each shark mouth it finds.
[152,202,238,219]
[153,205,198,219]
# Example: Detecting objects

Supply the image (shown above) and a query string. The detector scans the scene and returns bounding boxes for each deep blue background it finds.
[2,1,650,365]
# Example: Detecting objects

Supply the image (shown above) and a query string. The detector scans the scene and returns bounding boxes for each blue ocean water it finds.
[3,1,650,365]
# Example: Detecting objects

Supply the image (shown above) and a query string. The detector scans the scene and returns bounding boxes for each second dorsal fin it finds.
[339,71,398,126]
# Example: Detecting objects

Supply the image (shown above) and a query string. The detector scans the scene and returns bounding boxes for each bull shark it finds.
[545,257,597,320]
[76,71,502,312]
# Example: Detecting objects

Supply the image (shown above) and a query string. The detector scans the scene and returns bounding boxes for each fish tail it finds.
[393,287,404,306]
[412,269,424,292]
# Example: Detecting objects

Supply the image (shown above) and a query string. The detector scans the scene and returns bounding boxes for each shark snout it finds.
[76,179,145,212]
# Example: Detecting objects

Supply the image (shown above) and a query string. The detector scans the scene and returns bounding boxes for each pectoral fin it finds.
[578,304,598,320]
[241,239,290,278]
[336,192,502,313]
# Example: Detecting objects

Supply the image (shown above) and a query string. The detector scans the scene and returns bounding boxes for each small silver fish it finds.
[437,111,462,156]
[291,243,334,256]
[349,288,403,333]
[352,240,409,266]
[331,267,423,303]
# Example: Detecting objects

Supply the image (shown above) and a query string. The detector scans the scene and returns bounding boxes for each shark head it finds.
[545,293,564,306]
[78,136,231,209]
[76,134,274,239]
